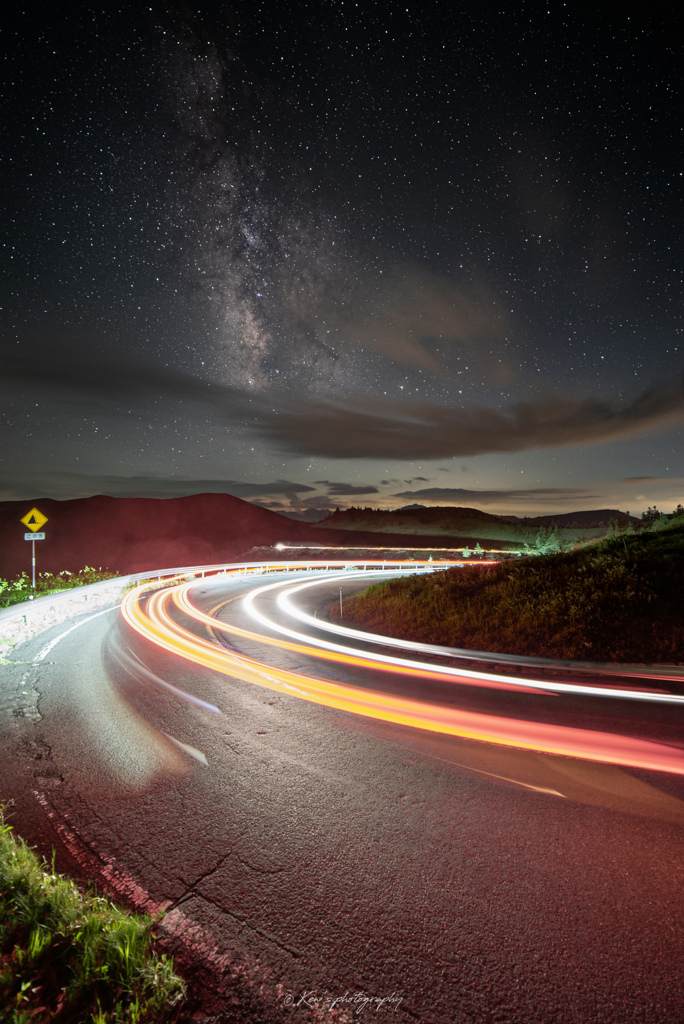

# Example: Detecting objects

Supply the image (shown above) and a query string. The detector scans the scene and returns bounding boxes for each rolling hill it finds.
[318,505,634,543]
[1,496,642,581]
[0,494,493,579]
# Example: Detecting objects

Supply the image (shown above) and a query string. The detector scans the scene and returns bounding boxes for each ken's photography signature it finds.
[283,989,403,1014]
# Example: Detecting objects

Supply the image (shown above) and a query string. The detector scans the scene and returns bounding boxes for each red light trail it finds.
[120,562,684,776]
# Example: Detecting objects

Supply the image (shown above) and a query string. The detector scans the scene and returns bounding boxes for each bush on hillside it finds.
[0,567,119,609]
[339,521,684,663]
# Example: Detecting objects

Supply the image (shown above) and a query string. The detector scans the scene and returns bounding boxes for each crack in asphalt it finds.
[166,846,303,962]
[179,887,303,960]
[234,851,290,875]
[175,851,234,900]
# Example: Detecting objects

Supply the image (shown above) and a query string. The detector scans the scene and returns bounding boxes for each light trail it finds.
[269,575,684,684]
[174,574,552,697]
[120,563,684,776]
[241,575,684,702]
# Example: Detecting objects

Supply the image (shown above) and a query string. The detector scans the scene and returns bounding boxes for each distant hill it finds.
[0,494,504,579]
[0,493,312,578]
[322,505,507,535]
[318,505,635,543]
[277,508,335,523]
[1,496,643,580]
[498,510,637,528]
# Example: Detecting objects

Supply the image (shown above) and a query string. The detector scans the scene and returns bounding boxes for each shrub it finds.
[0,568,119,608]
[340,521,684,662]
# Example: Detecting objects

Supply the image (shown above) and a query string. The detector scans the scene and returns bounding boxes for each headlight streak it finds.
[271,577,684,684]
[119,563,684,776]
[178,575,552,698]
[261,577,684,700]
[109,641,222,715]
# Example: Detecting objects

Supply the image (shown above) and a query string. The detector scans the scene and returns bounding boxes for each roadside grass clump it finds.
[339,519,684,663]
[0,568,119,609]
[0,807,186,1023]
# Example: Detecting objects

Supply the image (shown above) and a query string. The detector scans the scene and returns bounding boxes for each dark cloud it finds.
[0,329,255,419]
[324,482,380,496]
[0,472,315,502]
[5,331,682,469]
[621,476,683,484]
[263,376,684,459]
[391,486,599,506]
[225,479,317,498]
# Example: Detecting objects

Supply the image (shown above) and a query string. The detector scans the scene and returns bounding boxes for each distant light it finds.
[275,543,285,550]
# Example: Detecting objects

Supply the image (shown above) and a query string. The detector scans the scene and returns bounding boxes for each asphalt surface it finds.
[2,570,684,1024]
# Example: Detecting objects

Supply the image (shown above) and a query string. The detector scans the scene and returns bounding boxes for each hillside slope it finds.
[0,494,500,578]
[338,519,684,663]
[0,493,302,577]
[320,505,628,544]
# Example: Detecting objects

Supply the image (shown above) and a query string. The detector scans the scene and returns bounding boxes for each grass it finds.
[0,568,120,610]
[338,518,684,663]
[0,806,186,1023]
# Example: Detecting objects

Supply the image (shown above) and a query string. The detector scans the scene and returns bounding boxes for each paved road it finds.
[2,568,684,1024]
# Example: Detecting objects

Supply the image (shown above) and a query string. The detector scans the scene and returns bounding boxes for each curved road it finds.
[2,562,684,1024]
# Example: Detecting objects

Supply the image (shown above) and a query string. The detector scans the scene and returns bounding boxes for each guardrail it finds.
[0,559,440,659]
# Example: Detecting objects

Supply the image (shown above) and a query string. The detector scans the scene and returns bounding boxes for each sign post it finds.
[20,508,48,598]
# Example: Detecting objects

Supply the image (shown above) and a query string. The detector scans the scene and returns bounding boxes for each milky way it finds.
[1,2,682,516]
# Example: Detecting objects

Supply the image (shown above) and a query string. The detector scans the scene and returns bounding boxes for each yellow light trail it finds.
[120,565,684,776]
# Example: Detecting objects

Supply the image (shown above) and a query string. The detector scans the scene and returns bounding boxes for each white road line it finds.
[34,606,120,662]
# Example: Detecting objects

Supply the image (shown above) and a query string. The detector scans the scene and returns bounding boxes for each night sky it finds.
[2,1,682,518]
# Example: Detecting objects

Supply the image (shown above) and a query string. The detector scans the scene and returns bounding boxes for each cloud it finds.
[279,262,512,379]
[263,376,684,459]
[223,479,317,498]
[335,266,512,378]
[298,494,339,510]
[6,329,682,468]
[621,476,684,484]
[324,482,380,496]
[0,328,255,419]
[391,487,599,505]
[0,472,316,502]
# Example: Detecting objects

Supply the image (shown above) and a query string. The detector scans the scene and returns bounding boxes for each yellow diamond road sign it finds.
[21,508,48,532]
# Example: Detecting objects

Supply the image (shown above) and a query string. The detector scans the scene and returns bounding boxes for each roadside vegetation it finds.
[0,806,186,1023]
[338,514,684,663]
[0,568,119,610]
